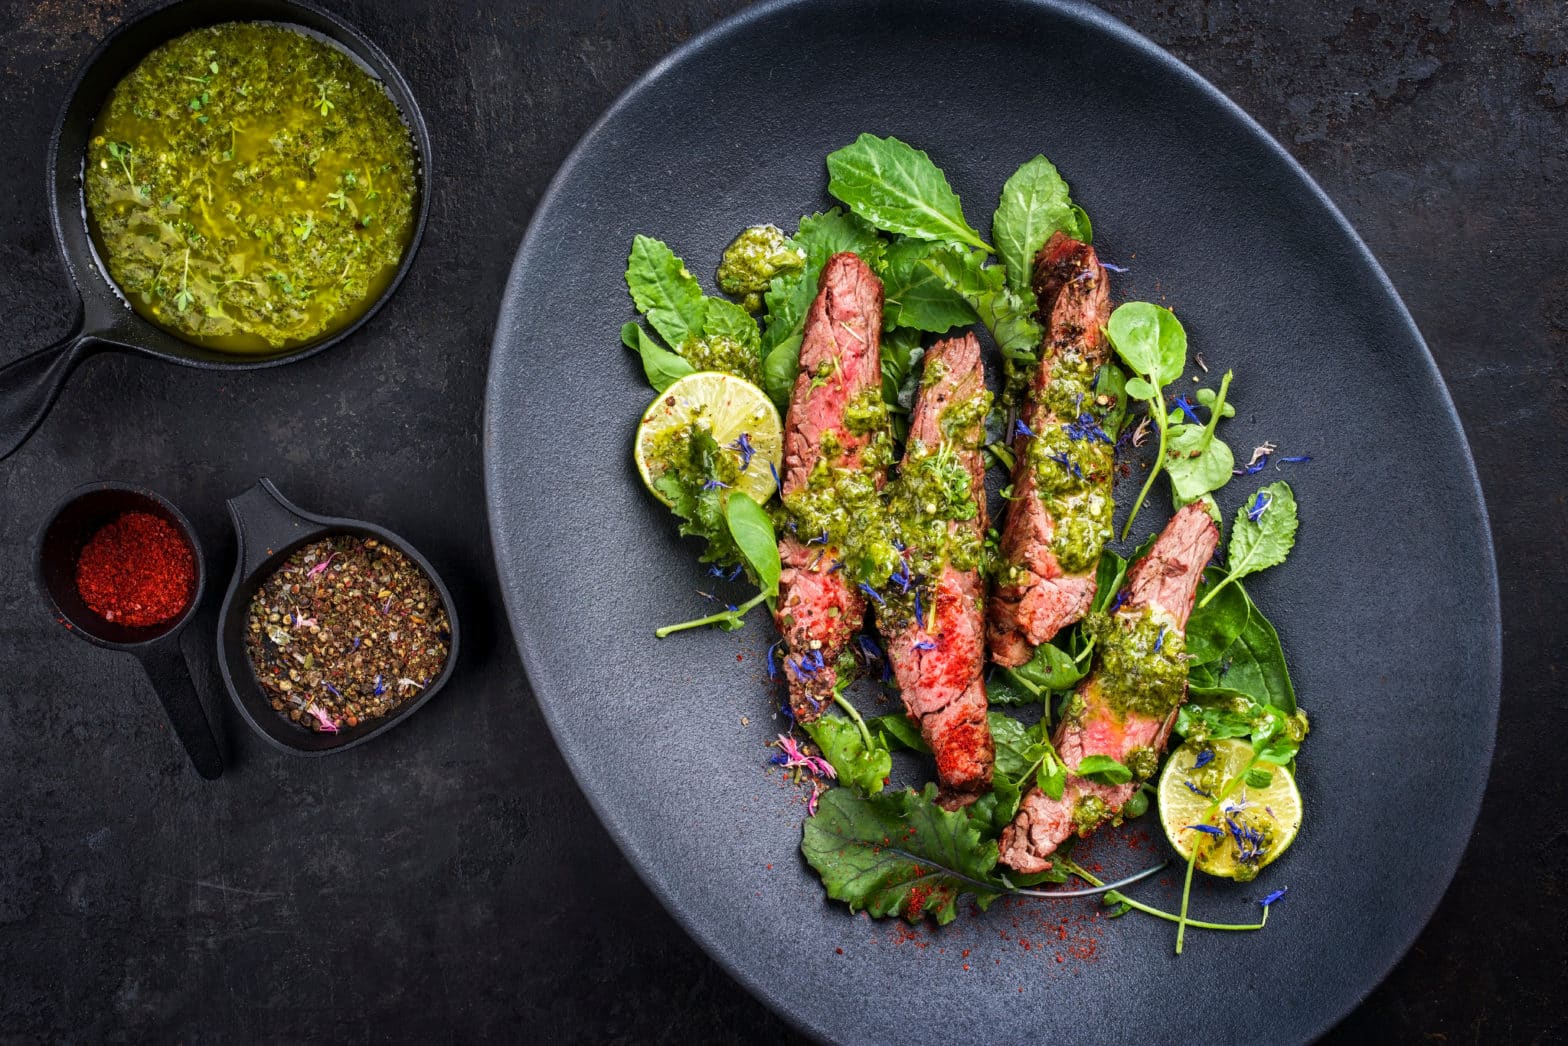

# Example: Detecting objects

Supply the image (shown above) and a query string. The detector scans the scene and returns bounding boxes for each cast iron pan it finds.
[215,478,460,755]
[0,0,431,462]
[483,0,1501,1042]
[36,481,223,779]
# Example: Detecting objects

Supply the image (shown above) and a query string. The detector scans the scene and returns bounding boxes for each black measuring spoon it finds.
[0,0,431,462]
[217,479,460,756]
[36,482,223,779]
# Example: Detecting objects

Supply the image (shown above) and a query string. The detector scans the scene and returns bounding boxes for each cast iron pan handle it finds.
[226,478,324,577]
[0,325,98,462]
[134,639,224,780]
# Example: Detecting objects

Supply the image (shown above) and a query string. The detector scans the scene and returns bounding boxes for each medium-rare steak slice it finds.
[877,333,995,807]
[998,502,1220,873]
[774,252,892,721]
[988,232,1115,666]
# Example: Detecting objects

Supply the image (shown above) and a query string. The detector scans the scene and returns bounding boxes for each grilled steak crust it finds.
[879,334,994,807]
[987,233,1112,666]
[775,253,885,721]
[998,503,1220,873]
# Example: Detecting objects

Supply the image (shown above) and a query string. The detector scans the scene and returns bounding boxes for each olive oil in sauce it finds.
[84,23,418,354]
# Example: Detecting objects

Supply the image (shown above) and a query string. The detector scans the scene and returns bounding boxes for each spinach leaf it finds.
[803,713,893,796]
[986,671,1038,706]
[825,134,990,251]
[1183,568,1250,665]
[1106,301,1186,386]
[988,712,1065,804]
[991,155,1090,301]
[1010,640,1089,692]
[626,235,707,349]
[1188,585,1297,713]
[620,321,693,392]
[723,493,780,596]
[1163,369,1235,507]
[881,237,977,332]
[1076,754,1133,786]
[1090,549,1129,615]
[801,784,1004,924]
[761,333,802,412]
[867,711,929,754]
[988,713,1040,780]
[1200,481,1299,608]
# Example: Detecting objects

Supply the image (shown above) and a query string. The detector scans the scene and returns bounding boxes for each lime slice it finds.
[1158,737,1302,881]
[634,371,783,508]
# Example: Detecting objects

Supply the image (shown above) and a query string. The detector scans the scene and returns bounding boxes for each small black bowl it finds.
[0,0,431,462]
[36,481,223,778]
[216,478,459,755]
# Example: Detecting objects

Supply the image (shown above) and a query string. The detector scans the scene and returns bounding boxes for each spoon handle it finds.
[136,641,224,780]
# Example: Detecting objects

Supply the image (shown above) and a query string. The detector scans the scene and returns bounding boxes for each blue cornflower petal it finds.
[728,433,756,471]
[1154,625,1167,653]
[827,560,844,573]
[1279,455,1312,464]
[1246,491,1271,522]
[857,582,885,606]
[1193,749,1214,769]
[1013,418,1036,440]
[1184,781,1215,798]
[1236,455,1269,476]
[769,462,782,491]
[857,635,884,662]
[728,564,744,581]
[1259,887,1289,908]
[1186,824,1224,836]
[766,641,781,680]
[912,639,936,651]
[1101,261,1130,273]
[1108,589,1129,614]
[707,565,726,578]
[1173,395,1202,425]
[807,529,829,546]
[702,478,729,491]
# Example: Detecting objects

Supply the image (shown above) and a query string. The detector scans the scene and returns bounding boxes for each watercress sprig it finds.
[1104,302,1187,538]
[654,492,780,637]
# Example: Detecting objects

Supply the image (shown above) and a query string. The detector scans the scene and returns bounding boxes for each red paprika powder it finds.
[75,511,195,627]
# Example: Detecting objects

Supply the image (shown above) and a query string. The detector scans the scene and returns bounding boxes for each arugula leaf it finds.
[881,238,977,332]
[1200,481,1300,608]
[1076,754,1133,786]
[867,711,929,754]
[880,327,925,412]
[825,134,990,251]
[724,493,779,596]
[923,247,1043,360]
[626,235,707,348]
[804,713,892,796]
[801,784,1004,924]
[620,321,693,392]
[702,296,762,350]
[991,155,1090,301]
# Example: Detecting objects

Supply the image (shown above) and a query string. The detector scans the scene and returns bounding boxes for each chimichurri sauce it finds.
[83,23,419,354]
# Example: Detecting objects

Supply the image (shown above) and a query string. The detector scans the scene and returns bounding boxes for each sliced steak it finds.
[999,502,1220,873]
[988,233,1114,666]
[877,334,994,807]
[774,252,885,721]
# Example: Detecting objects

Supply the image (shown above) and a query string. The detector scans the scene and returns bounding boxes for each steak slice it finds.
[988,233,1114,666]
[998,503,1220,873]
[877,334,994,807]
[774,252,886,721]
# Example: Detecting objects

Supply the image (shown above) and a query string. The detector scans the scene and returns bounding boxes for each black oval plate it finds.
[484,1,1500,1041]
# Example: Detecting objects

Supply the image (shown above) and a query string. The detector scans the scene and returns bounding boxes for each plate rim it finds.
[482,0,1503,1039]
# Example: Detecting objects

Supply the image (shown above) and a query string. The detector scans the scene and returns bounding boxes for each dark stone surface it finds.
[0,0,1559,1041]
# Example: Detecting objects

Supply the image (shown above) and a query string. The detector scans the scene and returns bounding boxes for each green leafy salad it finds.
[618,133,1313,951]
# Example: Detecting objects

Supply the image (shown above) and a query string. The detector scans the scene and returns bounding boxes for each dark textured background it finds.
[0,0,1561,1042]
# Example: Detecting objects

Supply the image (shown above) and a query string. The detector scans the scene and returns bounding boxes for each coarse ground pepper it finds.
[245,534,450,733]
[75,511,196,627]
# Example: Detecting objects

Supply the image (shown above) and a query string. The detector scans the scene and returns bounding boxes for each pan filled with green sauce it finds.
[83,22,419,354]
